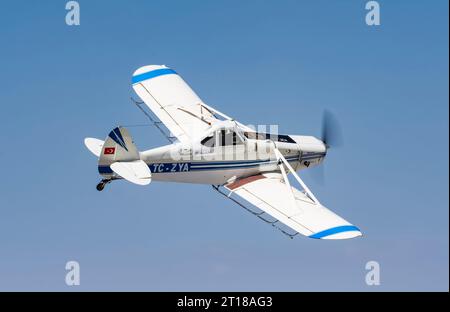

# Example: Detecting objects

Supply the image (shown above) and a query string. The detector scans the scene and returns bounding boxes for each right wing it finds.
[132,65,220,143]
[223,173,362,239]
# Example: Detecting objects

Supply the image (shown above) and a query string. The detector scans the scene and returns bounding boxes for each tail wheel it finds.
[96,182,105,191]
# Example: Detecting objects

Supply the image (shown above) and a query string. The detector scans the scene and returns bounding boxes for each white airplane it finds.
[84,65,362,240]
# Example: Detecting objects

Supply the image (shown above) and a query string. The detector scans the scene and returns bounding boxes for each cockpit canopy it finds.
[196,119,301,150]
[198,120,246,148]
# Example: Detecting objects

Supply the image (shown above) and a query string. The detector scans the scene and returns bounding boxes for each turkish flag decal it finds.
[104,147,115,155]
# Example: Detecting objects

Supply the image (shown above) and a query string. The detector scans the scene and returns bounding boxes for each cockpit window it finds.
[201,135,215,148]
[220,130,244,146]
[244,132,266,140]
[244,131,296,144]
[201,127,245,149]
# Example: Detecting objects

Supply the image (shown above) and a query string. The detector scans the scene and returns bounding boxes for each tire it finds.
[96,183,105,191]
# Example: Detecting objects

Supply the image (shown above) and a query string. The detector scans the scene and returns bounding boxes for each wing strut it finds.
[130,97,176,143]
[212,185,299,239]
[273,144,320,205]
[200,102,254,131]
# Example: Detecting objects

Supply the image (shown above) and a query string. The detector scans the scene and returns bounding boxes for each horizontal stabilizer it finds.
[84,138,105,157]
[110,160,151,185]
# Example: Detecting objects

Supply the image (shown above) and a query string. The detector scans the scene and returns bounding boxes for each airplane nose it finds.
[322,141,328,156]
[320,140,328,152]
[290,135,327,155]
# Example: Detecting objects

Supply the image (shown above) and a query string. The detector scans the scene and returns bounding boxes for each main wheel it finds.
[96,182,105,191]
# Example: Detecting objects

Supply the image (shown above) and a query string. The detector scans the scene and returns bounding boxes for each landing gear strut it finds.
[96,179,111,191]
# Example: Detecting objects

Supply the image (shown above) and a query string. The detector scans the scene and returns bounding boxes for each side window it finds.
[244,132,266,140]
[201,135,215,148]
[219,130,243,146]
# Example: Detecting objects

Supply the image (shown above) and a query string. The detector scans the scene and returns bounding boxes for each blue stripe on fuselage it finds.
[191,156,298,168]
[97,156,300,175]
[98,166,113,174]
[301,152,326,159]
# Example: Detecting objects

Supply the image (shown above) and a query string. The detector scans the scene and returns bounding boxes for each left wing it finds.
[222,173,362,239]
[132,65,220,143]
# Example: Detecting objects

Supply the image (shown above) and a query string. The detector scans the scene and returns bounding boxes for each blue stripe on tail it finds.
[108,128,128,151]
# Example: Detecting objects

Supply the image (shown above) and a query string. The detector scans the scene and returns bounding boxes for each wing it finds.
[132,65,220,143]
[223,173,362,239]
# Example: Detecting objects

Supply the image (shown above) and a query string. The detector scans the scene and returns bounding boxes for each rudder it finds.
[99,126,140,168]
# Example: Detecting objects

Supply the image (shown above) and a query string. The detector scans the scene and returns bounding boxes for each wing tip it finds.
[309,225,362,240]
[132,64,169,76]
[132,65,177,85]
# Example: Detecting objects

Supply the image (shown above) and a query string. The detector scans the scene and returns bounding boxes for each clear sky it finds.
[0,0,448,291]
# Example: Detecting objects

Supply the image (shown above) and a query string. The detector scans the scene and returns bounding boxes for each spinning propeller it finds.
[321,109,343,149]
[310,110,344,185]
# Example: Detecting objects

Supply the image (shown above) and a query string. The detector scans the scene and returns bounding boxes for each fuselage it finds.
[98,131,327,185]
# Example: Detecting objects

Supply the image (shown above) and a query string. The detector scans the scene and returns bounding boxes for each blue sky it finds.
[0,0,448,291]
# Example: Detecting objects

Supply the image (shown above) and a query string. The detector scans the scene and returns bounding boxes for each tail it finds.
[99,126,140,163]
[84,126,151,186]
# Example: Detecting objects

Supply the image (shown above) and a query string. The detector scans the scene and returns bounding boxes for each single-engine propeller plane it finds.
[84,65,362,240]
